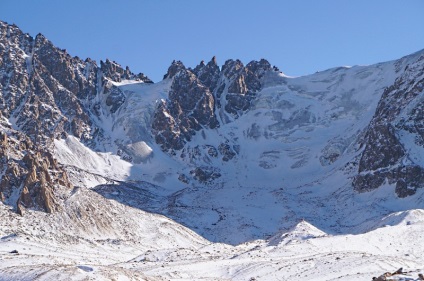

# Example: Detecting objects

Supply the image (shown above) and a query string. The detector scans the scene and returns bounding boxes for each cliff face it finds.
[353,54,424,197]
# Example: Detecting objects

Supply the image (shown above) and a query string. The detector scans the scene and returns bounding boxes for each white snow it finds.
[54,136,132,186]
[1,201,423,280]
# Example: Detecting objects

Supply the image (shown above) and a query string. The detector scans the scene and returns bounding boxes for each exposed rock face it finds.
[1,22,95,144]
[0,23,32,118]
[152,99,185,150]
[0,129,72,214]
[218,143,236,162]
[153,61,218,151]
[353,53,424,197]
[153,57,276,151]
[358,124,405,172]
[190,167,221,183]
[152,58,276,184]
[103,81,126,114]
[17,151,63,214]
[163,60,185,80]
[192,56,221,92]
[217,58,273,117]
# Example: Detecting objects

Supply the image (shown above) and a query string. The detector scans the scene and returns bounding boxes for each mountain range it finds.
[1,20,424,280]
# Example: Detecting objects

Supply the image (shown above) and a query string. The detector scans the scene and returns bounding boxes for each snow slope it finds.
[2,207,424,280]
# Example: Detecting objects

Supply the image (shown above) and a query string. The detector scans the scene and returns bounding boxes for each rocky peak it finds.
[100,59,152,83]
[33,33,83,96]
[1,21,147,148]
[222,59,244,80]
[0,23,31,118]
[195,60,206,68]
[152,61,218,151]
[163,60,186,80]
[245,59,272,92]
[246,58,271,71]
[216,59,274,118]
[100,59,126,82]
[1,21,34,55]
[34,32,49,47]
[219,58,273,95]
[221,58,273,93]
[192,56,220,92]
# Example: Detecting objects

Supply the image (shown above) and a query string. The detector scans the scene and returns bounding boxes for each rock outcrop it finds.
[153,61,218,151]
[0,129,72,215]
[100,59,153,83]
[215,58,273,117]
[192,56,221,92]
[353,53,424,197]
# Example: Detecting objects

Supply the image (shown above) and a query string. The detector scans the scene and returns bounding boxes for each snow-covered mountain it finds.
[1,20,424,280]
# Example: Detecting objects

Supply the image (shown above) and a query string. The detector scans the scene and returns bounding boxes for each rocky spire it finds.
[192,56,221,92]
[163,60,186,80]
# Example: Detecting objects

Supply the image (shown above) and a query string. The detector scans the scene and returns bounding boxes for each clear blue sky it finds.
[1,0,423,82]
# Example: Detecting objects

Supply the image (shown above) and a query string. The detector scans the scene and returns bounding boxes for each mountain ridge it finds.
[1,19,424,281]
[1,18,424,219]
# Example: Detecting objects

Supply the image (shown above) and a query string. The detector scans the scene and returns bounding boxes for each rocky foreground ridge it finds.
[1,19,424,220]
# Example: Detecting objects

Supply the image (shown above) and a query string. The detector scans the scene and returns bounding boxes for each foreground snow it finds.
[1,199,423,280]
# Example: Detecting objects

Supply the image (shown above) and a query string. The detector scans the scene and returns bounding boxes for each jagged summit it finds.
[192,56,221,91]
[100,59,152,83]
[152,56,280,151]
[163,59,186,79]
